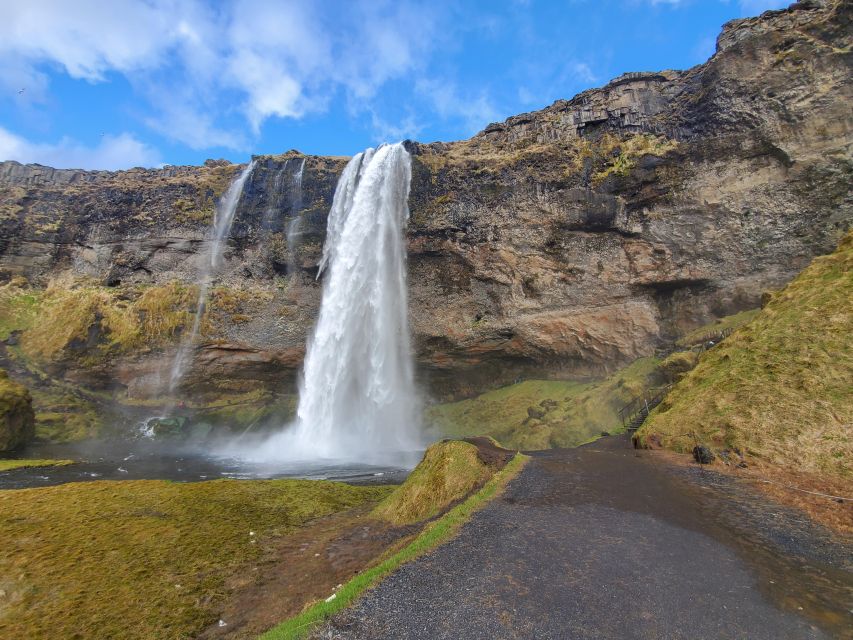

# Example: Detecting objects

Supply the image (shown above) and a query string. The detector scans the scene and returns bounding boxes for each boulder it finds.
[692,445,716,465]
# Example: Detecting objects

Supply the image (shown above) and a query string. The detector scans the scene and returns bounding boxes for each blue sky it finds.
[0,0,791,170]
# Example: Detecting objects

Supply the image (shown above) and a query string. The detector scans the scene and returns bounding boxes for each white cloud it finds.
[0,127,161,170]
[0,0,439,150]
[368,111,424,144]
[415,79,501,136]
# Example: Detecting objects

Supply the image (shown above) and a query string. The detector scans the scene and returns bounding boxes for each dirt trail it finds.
[314,437,853,639]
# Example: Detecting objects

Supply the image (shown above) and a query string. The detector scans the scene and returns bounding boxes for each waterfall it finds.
[285,158,305,278]
[168,160,255,392]
[254,143,420,462]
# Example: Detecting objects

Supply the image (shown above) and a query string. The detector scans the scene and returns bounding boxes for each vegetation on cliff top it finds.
[0,478,390,640]
[637,231,853,479]
[372,440,493,525]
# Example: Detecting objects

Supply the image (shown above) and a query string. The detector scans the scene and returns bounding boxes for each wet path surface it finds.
[317,438,853,639]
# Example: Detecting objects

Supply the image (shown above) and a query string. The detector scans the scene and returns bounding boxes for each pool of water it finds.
[0,440,412,490]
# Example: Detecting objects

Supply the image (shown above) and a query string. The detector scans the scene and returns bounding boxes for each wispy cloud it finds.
[0,0,439,150]
[0,127,161,170]
[415,79,501,136]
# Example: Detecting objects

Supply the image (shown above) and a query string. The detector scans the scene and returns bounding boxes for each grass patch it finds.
[0,281,41,340]
[590,133,679,184]
[638,231,853,478]
[0,479,390,639]
[428,357,663,450]
[259,452,528,640]
[0,459,74,471]
[30,387,105,442]
[372,441,492,525]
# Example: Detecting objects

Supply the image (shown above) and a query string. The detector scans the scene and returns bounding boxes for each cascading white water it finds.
[168,160,255,392]
[252,143,420,462]
[285,158,306,278]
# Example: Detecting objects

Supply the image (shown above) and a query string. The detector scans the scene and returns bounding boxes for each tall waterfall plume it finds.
[256,143,420,462]
[168,160,255,392]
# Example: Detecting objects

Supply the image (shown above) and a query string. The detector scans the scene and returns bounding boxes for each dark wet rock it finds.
[527,406,546,420]
[693,445,716,464]
[0,369,35,451]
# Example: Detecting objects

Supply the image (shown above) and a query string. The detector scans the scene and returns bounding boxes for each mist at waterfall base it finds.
[224,143,424,468]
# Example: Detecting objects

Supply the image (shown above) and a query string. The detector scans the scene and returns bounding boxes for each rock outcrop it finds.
[0,0,850,404]
[0,370,35,450]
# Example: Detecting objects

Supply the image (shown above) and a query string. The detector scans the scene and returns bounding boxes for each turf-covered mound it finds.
[637,231,853,479]
[373,439,513,525]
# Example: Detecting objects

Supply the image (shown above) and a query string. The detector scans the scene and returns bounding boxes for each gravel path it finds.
[314,438,852,639]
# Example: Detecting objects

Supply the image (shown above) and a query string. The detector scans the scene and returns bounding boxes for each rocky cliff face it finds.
[0,0,850,406]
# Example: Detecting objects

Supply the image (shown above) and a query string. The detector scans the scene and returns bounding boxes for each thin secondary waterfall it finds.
[254,143,420,462]
[168,160,255,392]
[285,158,306,277]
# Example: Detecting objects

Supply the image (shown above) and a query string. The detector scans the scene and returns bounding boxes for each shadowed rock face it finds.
[0,0,850,400]
[0,370,35,451]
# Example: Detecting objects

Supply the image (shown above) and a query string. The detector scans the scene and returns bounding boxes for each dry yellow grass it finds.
[18,278,196,362]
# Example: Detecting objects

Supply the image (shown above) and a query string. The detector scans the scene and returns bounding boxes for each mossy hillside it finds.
[372,441,493,525]
[637,232,853,478]
[0,280,40,340]
[676,308,760,348]
[0,478,391,640]
[30,386,105,442]
[428,357,663,450]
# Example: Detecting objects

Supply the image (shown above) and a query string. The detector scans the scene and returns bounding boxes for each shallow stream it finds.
[0,440,410,490]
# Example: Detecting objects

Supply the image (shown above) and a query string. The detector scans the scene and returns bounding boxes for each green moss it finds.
[259,453,528,640]
[0,459,74,471]
[372,441,493,525]
[0,478,391,640]
[638,231,853,478]
[429,357,664,450]
[30,387,104,442]
[659,351,699,383]
[0,283,42,340]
